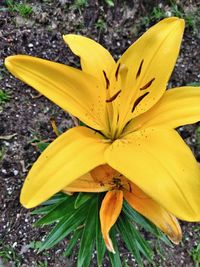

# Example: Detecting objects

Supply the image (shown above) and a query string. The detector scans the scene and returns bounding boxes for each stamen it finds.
[100,182,105,187]
[132,92,149,112]
[128,182,132,193]
[103,70,110,89]
[123,119,131,130]
[115,63,121,80]
[136,59,144,79]
[140,78,155,90]
[106,90,121,103]
[101,139,112,143]
[117,113,119,122]
[113,177,122,189]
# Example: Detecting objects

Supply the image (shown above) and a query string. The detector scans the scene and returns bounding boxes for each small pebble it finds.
[13,170,19,176]
[28,43,34,48]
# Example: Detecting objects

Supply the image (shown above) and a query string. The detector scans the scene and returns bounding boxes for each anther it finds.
[132,92,149,112]
[117,113,120,122]
[136,59,144,79]
[140,78,155,90]
[115,63,121,80]
[106,90,121,103]
[103,70,110,89]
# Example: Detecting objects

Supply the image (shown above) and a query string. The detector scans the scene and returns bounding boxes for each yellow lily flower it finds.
[5,17,200,253]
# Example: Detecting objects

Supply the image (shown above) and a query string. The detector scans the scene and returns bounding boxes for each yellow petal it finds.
[20,126,109,208]
[5,55,106,130]
[63,34,116,86]
[125,86,200,133]
[62,170,112,193]
[123,184,182,244]
[105,128,200,221]
[115,17,184,133]
[100,190,123,253]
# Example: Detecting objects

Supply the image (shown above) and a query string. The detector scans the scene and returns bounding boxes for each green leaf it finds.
[187,82,200,87]
[123,262,130,267]
[157,230,173,246]
[96,198,106,267]
[37,142,49,153]
[104,0,114,7]
[123,201,172,248]
[108,226,122,267]
[28,241,43,250]
[79,121,86,126]
[117,215,143,266]
[38,203,88,252]
[119,210,153,262]
[130,223,153,261]
[75,192,94,209]
[77,195,98,267]
[31,193,69,215]
[43,192,69,205]
[123,201,159,236]
[34,196,76,226]
[30,203,58,215]
[63,229,82,257]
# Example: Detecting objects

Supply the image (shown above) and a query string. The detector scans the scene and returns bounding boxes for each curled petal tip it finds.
[105,236,116,254]
[166,220,182,245]
[168,236,182,245]
[168,233,182,245]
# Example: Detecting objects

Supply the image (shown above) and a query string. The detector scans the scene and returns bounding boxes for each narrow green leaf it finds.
[130,223,153,261]
[123,262,130,267]
[31,193,69,215]
[96,196,106,267]
[38,203,88,252]
[104,0,114,7]
[37,142,49,153]
[156,229,173,246]
[77,195,98,267]
[42,192,69,205]
[63,229,82,257]
[117,216,143,266]
[108,226,122,267]
[34,196,76,226]
[31,203,58,215]
[75,192,94,209]
[123,201,172,247]
[123,201,159,236]
[187,82,200,87]
[79,121,86,126]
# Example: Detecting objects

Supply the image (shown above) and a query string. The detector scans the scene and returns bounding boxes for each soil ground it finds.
[0,0,200,266]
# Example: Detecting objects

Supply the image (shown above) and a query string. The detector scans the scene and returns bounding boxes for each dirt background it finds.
[0,0,200,266]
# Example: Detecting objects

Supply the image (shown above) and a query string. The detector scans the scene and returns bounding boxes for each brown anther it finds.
[128,182,132,193]
[136,59,144,79]
[100,182,105,187]
[115,63,121,80]
[132,92,149,112]
[140,78,155,90]
[106,90,121,103]
[113,177,122,189]
[103,70,110,89]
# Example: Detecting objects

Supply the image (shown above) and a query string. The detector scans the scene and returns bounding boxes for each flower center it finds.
[102,60,156,141]
[90,164,131,191]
